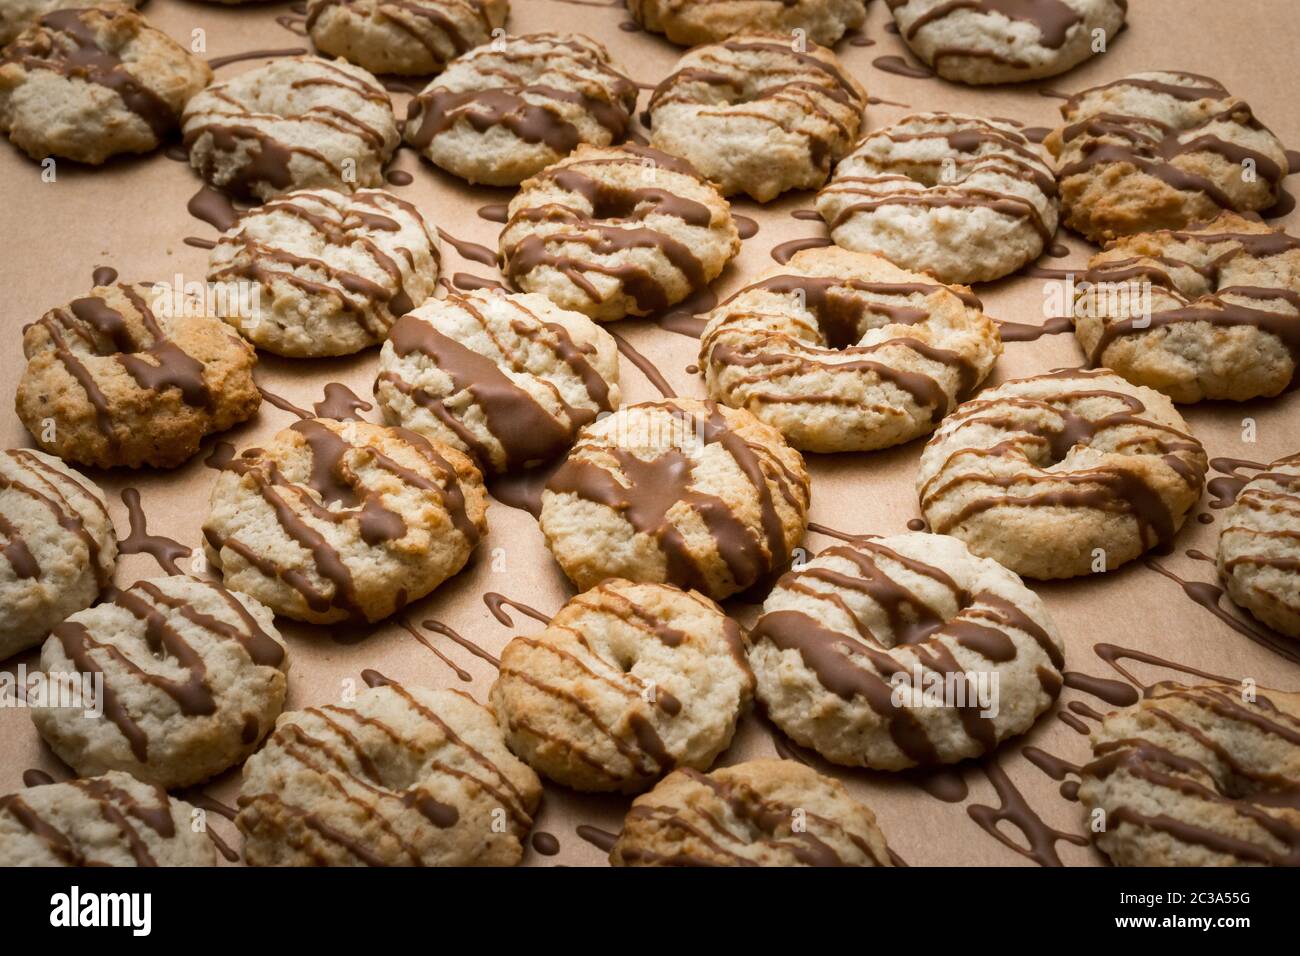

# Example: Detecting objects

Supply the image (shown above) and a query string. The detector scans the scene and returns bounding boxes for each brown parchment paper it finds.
[2,0,1299,868]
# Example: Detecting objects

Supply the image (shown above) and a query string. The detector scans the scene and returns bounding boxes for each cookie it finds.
[203,418,487,624]
[1217,452,1300,638]
[887,0,1127,85]
[1045,72,1290,243]
[374,288,622,474]
[182,55,399,201]
[405,32,637,187]
[209,188,441,358]
[647,34,866,202]
[1078,683,1300,866]
[500,143,741,322]
[490,578,754,793]
[0,449,116,662]
[817,113,1059,284]
[306,0,509,77]
[30,576,289,789]
[237,681,543,866]
[539,399,810,600]
[0,0,140,46]
[750,532,1064,769]
[0,771,215,866]
[628,0,867,47]
[610,759,894,865]
[0,5,210,164]
[16,281,261,470]
[699,246,1002,452]
[1073,213,1300,403]
[916,369,1208,579]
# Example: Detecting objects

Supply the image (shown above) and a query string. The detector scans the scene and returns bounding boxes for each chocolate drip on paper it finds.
[117,488,191,575]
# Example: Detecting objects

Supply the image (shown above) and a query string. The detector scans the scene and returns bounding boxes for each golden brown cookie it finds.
[16,282,261,469]
[916,369,1207,579]
[491,578,754,793]
[610,759,894,866]
[1217,452,1300,638]
[1078,683,1300,866]
[1046,71,1290,242]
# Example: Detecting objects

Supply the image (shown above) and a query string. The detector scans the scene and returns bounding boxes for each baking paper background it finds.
[1,0,1298,867]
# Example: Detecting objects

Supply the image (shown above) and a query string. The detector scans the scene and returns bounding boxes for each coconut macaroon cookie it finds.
[886,0,1127,85]
[0,449,116,662]
[203,419,487,624]
[1078,683,1300,867]
[0,5,210,164]
[1217,453,1300,639]
[0,772,216,866]
[30,576,289,789]
[305,0,509,77]
[500,143,741,322]
[647,34,867,202]
[0,0,140,46]
[750,532,1064,769]
[374,289,621,474]
[628,0,866,47]
[1073,213,1300,403]
[917,369,1208,580]
[208,188,441,358]
[16,282,261,469]
[182,56,399,201]
[611,760,894,866]
[405,33,637,187]
[540,399,810,600]
[237,681,543,866]
[817,114,1059,284]
[1046,72,1290,243]
[698,247,1002,452]
[491,579,754,793]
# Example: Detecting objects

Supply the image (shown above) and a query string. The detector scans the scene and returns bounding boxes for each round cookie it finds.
[886,0,1127,85]
[374,288,622,474]
[1045,71,1290,243]
[750,532,1064,769]
[16,281,261,470]
[699,246,1002,452]
[817,113,1059,284]
[500,143,741,322]
[203,418,487,624]
[1073,213,1300,403]
[0,449,116,662]
[405,32,637,187]
[237,681,543,866]
[491,578,754,793]
[209,188,441,358]
[30,576,289,789]
[610,759,894,865]
[0,771,215,866]
[0,0,141,47]
[305,0,509,77]
[1078,683,1300,867]
[916,369,1208,579]
[1217,452,1300,638]
[539,399,810,600]
[0,5,211,164]
[647,33,866,202]
[182,55,399,201]
[628,0,867,47]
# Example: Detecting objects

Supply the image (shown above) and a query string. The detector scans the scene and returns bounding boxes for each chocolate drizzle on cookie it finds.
[546,401,809,594]
[380,293,616,471]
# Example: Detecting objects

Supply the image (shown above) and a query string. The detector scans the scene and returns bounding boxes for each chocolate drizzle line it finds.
[483,592,553,627]
[966,760,1090,866]
[117,488,191,575]
[546,401,809,594]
